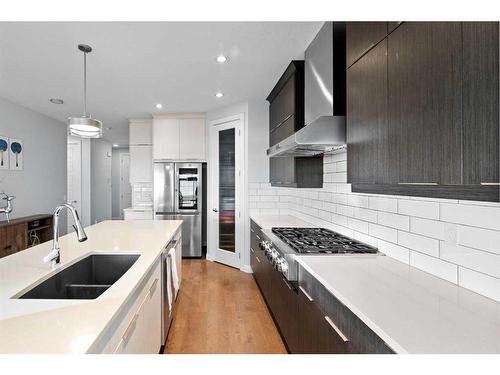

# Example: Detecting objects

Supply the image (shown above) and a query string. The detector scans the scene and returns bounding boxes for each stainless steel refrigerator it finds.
[154,162,203,257]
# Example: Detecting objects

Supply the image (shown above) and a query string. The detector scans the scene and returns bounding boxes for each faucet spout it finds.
[44,203,87,266]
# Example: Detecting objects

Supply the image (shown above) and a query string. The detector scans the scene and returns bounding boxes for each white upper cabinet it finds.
[129,119,152,145]
[153,118,180,160]
[153,114,206,160]
[179,118,206,160]
[130,145,152,183]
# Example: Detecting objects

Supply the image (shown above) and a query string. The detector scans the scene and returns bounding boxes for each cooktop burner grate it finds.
[271,227,378,254]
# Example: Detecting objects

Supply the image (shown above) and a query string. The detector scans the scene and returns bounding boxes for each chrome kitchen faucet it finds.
[43,204,87,266]
[0,193,14,222]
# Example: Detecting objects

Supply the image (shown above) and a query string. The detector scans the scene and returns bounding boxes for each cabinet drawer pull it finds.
[250,228,255,233]
[324,316,349,343]
[255,235,261,240]
[299,286,314,302]
[398,182,438,185]
[282,277,292,290]
[481,182,500,186]
[250,247,255,253]
[255,256,261,263]
[149,278,159,296]
[122,313,139,341]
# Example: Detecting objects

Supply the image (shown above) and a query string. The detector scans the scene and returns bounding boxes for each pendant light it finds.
[68,44,102,138]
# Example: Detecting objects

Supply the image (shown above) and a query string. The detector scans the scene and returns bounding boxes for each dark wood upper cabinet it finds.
[462,22,499,185]
[387,21,402,33]
[346,22,388,67]
[349,21,499,201]
[267,60,323,188]
[267,61,304,140]
[347,40,396,184]
[388,22,463,185]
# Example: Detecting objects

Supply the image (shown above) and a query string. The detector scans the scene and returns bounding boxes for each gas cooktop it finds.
[271,227,378,254]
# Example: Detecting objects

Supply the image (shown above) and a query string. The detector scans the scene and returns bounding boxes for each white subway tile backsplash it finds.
[260,195,280,202]
[440,243,500,279]
[368,196,398,213]
[377,240,410,264]
[457,226,500,255]
[353,207,378,223]
[410,251,458,284]
[410,217,457,243]
[459,267,500,302]
[336,161,347,172]
[332,172,348,183]
[348,194,369,208]
[440,203,500,231]
[353,231,377,247]
[324,163,336,173]
[331,213,349,227]
[337,205,354,218]
[378,212,410,231]
[348,218,369,234]
[399,199,439,220]
[257,189,276,196]
[398,231,440,257]
[369,223,398,243]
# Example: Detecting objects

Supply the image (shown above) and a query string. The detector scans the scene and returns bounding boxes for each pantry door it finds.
[208,114,244,269]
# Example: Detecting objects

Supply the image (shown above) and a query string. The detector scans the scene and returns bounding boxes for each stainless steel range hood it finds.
[267,22,346,158]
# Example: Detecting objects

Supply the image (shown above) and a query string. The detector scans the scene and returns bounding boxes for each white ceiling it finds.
[0,22,322,144]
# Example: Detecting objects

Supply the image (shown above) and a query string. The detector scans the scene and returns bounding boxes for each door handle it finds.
[212,208,219,212]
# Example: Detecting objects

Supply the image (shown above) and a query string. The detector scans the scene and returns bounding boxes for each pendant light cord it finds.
[83,51,87,117]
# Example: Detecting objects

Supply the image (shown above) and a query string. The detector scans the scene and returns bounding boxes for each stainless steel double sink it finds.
[19,254,140,300]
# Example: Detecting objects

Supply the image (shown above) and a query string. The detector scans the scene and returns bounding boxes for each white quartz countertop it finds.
[0,220,182,353]
[250,214,315,229]
[296,255,500,354]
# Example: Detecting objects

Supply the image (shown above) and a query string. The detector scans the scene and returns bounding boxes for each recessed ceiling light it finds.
[156,103,163,109]
[113,144,119,148]
[215,92,224,98]
[216,55,228,63]
[49,98,64,104]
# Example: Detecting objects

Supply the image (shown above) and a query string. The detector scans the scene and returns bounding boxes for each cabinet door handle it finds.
[481,182,500,186]
[255,256,261,263]
[398,182,438,185]
[250,228,255,233]
[122,313,139,341]
[149,278,159,296]
[255,234,261,240]
[282,277,292,290]
[324,316,349,343]
[299,286,314,302]
[250,247,254,253]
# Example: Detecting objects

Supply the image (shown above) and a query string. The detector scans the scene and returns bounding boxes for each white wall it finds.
[91,139,112,224]
[112,147,129,219]
[250,150,500,303]
[247,98,270,183]
[0,96,66,225]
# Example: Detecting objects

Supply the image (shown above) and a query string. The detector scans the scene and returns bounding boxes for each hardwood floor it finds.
[164,259,287,354]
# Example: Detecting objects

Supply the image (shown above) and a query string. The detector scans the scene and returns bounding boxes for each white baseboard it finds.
[240,264,253,274]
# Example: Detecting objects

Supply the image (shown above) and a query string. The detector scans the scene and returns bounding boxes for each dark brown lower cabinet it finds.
[297,286,346,353]
[250,220,394,354]
[299,265,394,354]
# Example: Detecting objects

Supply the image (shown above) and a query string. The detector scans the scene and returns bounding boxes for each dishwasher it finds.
[161,236,181,346]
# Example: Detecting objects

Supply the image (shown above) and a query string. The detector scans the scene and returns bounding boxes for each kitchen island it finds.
[0,219,182,353]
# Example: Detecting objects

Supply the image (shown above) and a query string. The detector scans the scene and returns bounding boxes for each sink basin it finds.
[19,254,140,300]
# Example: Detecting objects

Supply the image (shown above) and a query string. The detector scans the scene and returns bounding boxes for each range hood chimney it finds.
[267,22,346,158]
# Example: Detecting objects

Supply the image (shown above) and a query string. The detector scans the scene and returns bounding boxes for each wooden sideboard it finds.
[0,214,53,258]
